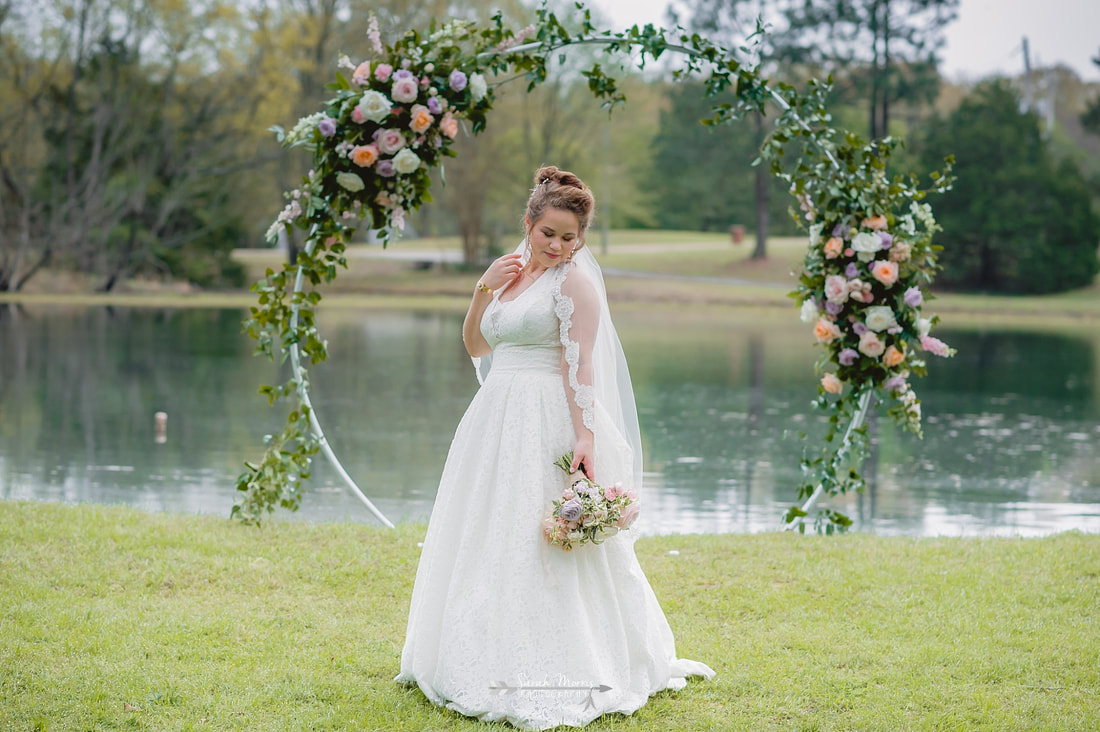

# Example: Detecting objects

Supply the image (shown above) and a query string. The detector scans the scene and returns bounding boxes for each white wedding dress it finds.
[395,260,714,729]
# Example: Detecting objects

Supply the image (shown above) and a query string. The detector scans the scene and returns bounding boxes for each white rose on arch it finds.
[468,72,488,101]
[800,298,819,323]
[850,231,880,262]
[864,306,898,332]
[357,91,393,123]
[392,148,421,175]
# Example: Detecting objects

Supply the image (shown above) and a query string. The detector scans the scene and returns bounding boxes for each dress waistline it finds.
[489,345,561,374]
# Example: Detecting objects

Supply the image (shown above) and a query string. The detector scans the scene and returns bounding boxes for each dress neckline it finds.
[497,266,554,304]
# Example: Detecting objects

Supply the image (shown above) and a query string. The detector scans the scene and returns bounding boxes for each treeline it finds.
[1,0,1097,293]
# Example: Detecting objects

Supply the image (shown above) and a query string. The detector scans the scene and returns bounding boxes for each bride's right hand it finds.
[480,253,523,291]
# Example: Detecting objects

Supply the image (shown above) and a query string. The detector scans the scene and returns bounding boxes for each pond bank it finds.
[2,501,1096,730]
[3,276,1099,327]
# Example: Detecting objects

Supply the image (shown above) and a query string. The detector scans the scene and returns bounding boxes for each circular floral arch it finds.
[233,5,955,533]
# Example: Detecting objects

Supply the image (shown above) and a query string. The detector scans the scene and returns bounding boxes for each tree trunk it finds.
[752,111,769,260]
[869,0,881,139]
[882,1,891,137]
[461,221,481,266]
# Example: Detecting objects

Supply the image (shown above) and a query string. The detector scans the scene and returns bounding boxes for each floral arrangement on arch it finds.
[760,93,957,530]
[266,17,535,245]
[798,199,956,434]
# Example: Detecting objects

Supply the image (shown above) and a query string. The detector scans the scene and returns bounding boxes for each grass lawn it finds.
[2,501,1097,730]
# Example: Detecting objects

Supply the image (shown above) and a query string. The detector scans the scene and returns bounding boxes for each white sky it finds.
[589,0,1100,82]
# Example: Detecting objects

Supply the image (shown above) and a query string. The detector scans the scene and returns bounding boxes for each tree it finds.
[0,0,273,290]
[1081,50,1100,136]
[920,80,1099,293]
[650,81,795,236]
[667,0,805,258]
[785,0,958,140]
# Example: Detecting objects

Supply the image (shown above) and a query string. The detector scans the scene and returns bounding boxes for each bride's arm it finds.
[462,253,522,357]
[558,266,600,479]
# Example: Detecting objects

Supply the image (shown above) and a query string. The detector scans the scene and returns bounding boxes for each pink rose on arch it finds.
[392,76,419,104]
[374,63,393,82]
[858,331,886,357]
[824,274,850,304]
[375,128,406,155]
[439,112,458,139]
[889,242,912,262]
[921,335,955,357]
[351,107,366,124]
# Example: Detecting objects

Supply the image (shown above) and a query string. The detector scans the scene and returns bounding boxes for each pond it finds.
[1,304,1097,537]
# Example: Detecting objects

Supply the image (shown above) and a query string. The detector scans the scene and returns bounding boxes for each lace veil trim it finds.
[551,263,595,432]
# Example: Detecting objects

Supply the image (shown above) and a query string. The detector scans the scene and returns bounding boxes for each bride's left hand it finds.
[570,438,594,481]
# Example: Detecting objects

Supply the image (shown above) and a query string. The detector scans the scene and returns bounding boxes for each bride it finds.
[395,166,715,729]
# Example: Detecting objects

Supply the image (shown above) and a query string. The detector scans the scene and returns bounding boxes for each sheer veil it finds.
[472,240,644,493]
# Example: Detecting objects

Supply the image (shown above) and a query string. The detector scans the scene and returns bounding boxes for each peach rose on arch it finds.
[409,104,434,134]
[882,344,906,368]
[863,215,888,231]
[350,143,379,167]
[824,237,844,259]
[813,318,842,344]
[870,260,899,287]
[821,373,843,394]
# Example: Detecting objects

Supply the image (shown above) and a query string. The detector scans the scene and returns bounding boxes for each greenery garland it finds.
[233,4,954,532]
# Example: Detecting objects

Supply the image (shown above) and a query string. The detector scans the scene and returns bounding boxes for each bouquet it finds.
[542,452,640,551]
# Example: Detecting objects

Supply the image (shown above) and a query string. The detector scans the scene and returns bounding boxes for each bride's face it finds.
[526,208,582,270]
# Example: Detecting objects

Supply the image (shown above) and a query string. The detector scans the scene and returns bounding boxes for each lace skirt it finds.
[395,363,715,730]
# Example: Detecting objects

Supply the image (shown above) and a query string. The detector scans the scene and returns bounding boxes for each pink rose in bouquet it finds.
[543,451,640,550]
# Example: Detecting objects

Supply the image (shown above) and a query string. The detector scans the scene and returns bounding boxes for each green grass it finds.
[2,501,1098,730]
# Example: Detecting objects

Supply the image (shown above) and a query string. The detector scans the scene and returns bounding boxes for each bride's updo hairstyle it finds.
[525,165,595,247]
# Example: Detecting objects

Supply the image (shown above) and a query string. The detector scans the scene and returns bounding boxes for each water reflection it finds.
[1,304,1097,536]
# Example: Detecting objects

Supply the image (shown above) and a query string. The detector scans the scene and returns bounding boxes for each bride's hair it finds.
[525,165,595,242]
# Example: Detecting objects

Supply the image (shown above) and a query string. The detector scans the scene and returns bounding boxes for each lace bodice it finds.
[479,264,594,431]
[481,268,561,356]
